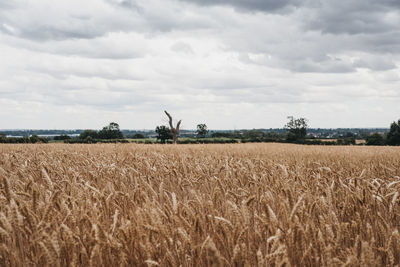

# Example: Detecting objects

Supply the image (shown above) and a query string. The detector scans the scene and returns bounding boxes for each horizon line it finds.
[0,127,390,131]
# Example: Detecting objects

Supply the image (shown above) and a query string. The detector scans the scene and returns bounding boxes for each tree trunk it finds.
[164,111,181,144]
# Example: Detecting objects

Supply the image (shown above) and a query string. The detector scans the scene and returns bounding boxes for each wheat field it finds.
[0,143,399,266]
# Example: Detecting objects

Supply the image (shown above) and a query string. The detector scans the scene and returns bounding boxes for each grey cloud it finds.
[27,61,146,82]
[20,27,103,41]
[171,42,194,54]
[0,0,218,42]
[177,0,300,12]
[239,51,358,73]
[0,2,16,9]
[353,57,397,71]
[290,59,356,73]
[0,33,147,61]
[16,34,148,59]
[0,69,156,111]
[0,14,113,40]
[0,1,144,41]
[304,0,400,35]
[215,5,400,73]
[362,32,400,54]
[0,24,17,35]
[383,0,400,8]
[105,0,140,10]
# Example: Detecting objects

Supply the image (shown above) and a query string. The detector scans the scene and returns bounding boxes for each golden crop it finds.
[0,143,399,266]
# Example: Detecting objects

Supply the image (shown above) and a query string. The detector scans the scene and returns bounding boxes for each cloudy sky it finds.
[1,0,399,129]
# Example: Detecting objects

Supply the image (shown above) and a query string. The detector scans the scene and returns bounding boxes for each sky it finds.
[0,0,399,130]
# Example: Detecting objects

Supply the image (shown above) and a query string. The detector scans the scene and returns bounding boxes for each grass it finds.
[0,143,399,266]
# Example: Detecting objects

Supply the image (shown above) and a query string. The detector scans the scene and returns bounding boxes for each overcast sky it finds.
[1,0,399,129]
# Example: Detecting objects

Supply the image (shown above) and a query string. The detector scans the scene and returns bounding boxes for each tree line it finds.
[155,114,400,146]
[0,134,49,144]
[1,112,400,145]
[365,120,400,145]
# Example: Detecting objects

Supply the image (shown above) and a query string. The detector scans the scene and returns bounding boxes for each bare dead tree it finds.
[164,110,181,144]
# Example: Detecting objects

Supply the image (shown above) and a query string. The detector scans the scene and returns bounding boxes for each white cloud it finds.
[0,0,399,129]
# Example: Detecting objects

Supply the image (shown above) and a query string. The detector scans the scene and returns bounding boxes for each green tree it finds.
[0,133,6,142]
[337,137,356,145]
[155,125,172,144]
[242,129,264,141]
[196,124,209,138]
[29,134,40,143]
[131,133,145,139]
[263,132,281,142]
[98,122,124,139]
[54,135,71,140]
[285,116,308,141]
[79,130,99,139]
[29,135,48,143]
[366,133,385,146]
[387,120,400,146]
[211,132,233,138]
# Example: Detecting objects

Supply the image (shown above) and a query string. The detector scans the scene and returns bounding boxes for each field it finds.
[0,143,399,266]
